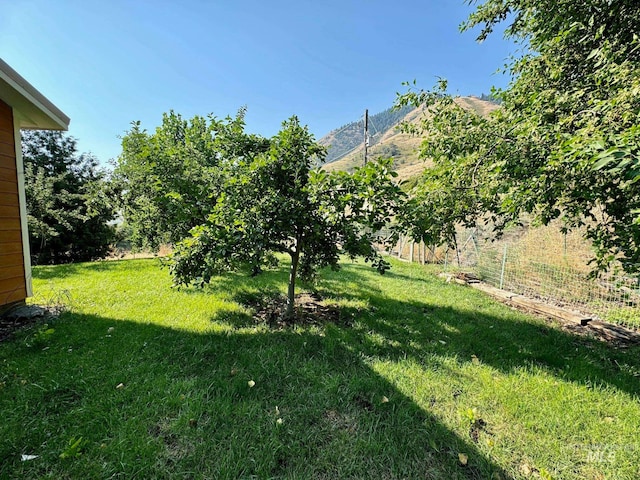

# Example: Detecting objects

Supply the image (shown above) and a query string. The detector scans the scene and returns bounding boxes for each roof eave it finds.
[0,58,70,131]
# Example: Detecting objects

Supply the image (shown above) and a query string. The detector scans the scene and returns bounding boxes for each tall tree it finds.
[398,0,640,273]
[22,130,115,264]
[171,117,403,317]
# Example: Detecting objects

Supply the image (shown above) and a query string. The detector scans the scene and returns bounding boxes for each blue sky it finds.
[1,1,515,164]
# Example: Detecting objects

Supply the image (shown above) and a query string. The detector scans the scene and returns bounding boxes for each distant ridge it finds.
[318,105,413,164]
[318,96,499,181]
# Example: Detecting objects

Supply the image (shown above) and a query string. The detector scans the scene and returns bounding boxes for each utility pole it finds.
[364,109,369,165]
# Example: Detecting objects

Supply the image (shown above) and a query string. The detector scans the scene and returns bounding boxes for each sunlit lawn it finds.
[1,258,639,479]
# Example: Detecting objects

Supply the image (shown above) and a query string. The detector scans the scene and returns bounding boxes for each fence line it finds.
[384,224,640,330]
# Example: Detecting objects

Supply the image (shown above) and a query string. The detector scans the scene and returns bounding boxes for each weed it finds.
[25,323,55,348]
[59,437,85,460]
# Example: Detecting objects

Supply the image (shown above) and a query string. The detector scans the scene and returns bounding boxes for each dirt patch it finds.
[105,244,172,261]
[469,417,489,443]
[247,292,347,327]
[0,304,59,343]
[149,418,189,462]
[323,409,358,433]
[452,274,640,347]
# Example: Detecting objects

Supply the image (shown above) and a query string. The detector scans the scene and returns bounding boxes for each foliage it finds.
[113,108,269,250]
[59,437,85,460]
[171,116,403,316]
[398,0,640,274]
[396,82,507,250]
[25,323,55,349]
[22,130,115,264]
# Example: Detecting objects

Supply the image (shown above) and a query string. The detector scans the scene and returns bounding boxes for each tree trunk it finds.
[286,249,300,319]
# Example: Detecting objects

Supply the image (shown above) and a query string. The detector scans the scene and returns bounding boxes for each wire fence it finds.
[384,223,640,331]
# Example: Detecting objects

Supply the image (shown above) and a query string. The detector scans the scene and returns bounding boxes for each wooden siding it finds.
[0,99,26,307]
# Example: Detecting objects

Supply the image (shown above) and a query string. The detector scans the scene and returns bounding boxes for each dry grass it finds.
[411,220,640,328]
[322,96,497,180]
[107,244,173,261]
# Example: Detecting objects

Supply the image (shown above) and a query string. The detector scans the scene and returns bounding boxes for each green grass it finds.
[1,258,639,479]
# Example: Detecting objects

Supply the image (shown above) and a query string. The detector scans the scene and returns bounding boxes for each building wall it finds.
[0,98,27,308]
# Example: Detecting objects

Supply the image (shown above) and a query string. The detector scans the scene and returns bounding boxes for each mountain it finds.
[318,105,414,164]
[318,96,499,181]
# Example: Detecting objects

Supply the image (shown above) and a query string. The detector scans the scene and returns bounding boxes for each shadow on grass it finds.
[0,311,510,479]
[9,258,639,478]
[211,261,640,400]
[319,266,640,399]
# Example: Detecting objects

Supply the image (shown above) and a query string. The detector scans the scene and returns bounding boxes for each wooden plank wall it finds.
[0,99,27,307]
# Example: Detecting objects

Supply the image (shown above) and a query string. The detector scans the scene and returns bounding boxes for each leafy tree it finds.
[398,0,640,274]
[114,108,269,250]
[22,130,115,264]
[171,117,403,317]
[395,81,509,250]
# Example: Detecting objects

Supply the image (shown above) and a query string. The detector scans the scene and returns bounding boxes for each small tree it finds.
[171,117,403,317]
[22,130,115,264]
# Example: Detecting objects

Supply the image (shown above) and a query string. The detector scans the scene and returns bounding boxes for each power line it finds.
[368,115,380,136]
[325,104,417,165]
[328,140,365,164]
[364,109,369,165]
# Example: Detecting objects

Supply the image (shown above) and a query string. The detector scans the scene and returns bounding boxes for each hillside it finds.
[319,96,499,181]
[318,105,414,164]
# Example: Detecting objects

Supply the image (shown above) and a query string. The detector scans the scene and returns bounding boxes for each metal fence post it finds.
[499,244,508,290]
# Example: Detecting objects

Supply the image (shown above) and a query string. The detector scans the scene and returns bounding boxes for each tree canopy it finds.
[22,130,115,264]
[398,0,640,274]
[170,116,403,317]
[117,112,403,317]
[113,108,269,250]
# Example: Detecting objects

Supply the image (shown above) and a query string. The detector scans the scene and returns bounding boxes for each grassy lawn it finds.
[1,258,639,479]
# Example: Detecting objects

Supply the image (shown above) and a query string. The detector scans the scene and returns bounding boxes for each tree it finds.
[113,108,269,250]
[398,0,640,274]
[170,117,403,317]
[22,130,115,264]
